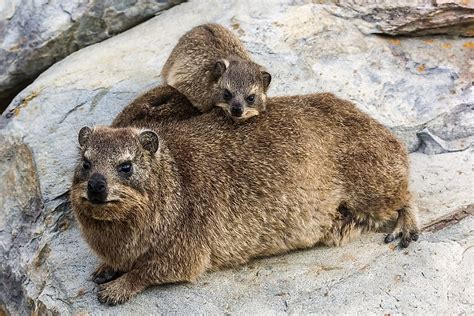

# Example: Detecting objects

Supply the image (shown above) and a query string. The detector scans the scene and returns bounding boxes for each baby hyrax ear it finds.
[213,59,230,79]
[138,130,159,154]
[261,70,272,91]
[78,126,92,148]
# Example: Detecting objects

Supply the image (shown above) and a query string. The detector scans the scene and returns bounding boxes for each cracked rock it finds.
[0,0,185,108]
[330,0,474,36]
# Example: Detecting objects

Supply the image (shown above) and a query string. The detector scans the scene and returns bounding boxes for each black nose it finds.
[230,103,243,117]
[87,173,108,203]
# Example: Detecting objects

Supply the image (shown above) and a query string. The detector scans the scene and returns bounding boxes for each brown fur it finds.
[161,23,271,121]
[112,85,200,127]
[70,91,419,305]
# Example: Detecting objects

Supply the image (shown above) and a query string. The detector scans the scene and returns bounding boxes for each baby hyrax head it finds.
[71,126,160,221]
[212,56,271,122]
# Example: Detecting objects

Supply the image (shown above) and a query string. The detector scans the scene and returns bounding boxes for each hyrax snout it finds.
[162,23,271,121]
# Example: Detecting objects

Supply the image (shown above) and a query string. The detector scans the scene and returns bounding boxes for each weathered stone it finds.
[0,0,184,109]
[0,136,43,314]
[329,0,474,36]
[0,0,472,314]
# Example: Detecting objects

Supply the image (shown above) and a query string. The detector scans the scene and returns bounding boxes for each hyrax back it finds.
[162,23,271,121]
[112,85,200,128]
[71,92,419,305]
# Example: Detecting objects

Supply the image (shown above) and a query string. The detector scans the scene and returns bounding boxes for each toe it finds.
[385,234,395,243]
[411,232,419,241]
[400,236,411,248]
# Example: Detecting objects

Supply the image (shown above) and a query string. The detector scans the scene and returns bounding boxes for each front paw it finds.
[97,278,134,305]
[92,264,121,284]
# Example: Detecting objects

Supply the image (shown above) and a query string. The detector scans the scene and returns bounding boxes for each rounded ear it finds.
[261,71,272,90]
[78,126,92,147]
[213,59,229,79]
[138,130,159,154]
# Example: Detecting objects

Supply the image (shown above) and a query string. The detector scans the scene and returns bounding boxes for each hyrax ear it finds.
[261,70,272,91]
[213,59,229,79]
[78,126,92,148]
[138,130,159,154]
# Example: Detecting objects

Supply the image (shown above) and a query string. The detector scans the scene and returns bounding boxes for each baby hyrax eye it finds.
[118,161,133,176]
[82,159,91,171]
[223,89,232,101]
[246,94,256,104]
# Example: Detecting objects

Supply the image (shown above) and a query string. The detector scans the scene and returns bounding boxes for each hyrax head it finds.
[71,126,159,221]
[212,56,271,122]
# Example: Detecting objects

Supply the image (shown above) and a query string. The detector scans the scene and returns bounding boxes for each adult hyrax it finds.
[162,23,271,121]
[71,93,419,305]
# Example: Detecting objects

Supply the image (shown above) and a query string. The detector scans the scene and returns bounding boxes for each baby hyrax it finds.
[162,23,271,121]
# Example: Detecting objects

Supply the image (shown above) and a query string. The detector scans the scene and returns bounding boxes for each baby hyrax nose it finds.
[87,173,108,203]
[230,102,243,117]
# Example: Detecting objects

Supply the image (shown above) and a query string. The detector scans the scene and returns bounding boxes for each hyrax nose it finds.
[230,102,243,117]
[87,173,108,202]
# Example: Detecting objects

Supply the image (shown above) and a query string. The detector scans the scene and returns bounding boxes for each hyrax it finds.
[112,85,200,127]
[71,93,419,305]
[161,23,271,121]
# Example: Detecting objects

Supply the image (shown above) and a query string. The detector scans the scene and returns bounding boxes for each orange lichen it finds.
[442,43,452,49]
[463,42,474,49]
[423,39,434,44]
[388,38,400,45]
[417,64,426,73]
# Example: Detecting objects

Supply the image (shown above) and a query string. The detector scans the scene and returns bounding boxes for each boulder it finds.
[330,0,474,36]
[0,0,473,314]
[0,0,184,109]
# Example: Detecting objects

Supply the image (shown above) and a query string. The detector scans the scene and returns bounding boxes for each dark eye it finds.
[82,159,91,170]
[246,94,256,104]
[223,89,232,101]
[118,162,133,175]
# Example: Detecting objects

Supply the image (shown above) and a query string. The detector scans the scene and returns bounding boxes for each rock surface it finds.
[0,0,473,314]
[331,0,474,36]
[0,0,184,109]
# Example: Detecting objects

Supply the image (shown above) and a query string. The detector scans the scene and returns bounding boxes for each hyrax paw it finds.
[399,231,420,248]
[92,264,120,284]
[384,231,419,248]
[97,280,133,305]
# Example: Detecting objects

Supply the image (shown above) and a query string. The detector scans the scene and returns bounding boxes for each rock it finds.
[330,0,474,36]
[0,0,473,314]
[0,136,43,314]
[0,0,184,109]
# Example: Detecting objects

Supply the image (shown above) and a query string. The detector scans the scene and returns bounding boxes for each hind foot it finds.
[384,230,419,248]
[384,204,420,248]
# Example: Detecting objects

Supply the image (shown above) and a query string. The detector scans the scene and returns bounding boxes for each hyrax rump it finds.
[161,23,271,121]
[112,85,200,127]
[70,92,419,305]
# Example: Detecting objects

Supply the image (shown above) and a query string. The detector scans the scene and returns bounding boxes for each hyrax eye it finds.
[246,94,256,104]
[118,162,133,175]
[82,159,91,170]
[223,89,232,101]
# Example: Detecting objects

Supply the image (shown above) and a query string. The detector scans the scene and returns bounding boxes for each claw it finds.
[384,234,395,243]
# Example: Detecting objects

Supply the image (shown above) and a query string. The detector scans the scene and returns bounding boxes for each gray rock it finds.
[0,136,43,314]
[0,0,473,314]
[0,0,184,107]
[329,0,474,36]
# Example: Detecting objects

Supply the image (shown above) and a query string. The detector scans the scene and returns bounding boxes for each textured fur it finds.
[161,23,271,120]
[112,85,200,127]
[70,91,419,305]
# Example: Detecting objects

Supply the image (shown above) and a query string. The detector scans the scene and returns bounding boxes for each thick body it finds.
[71,91,418,304]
